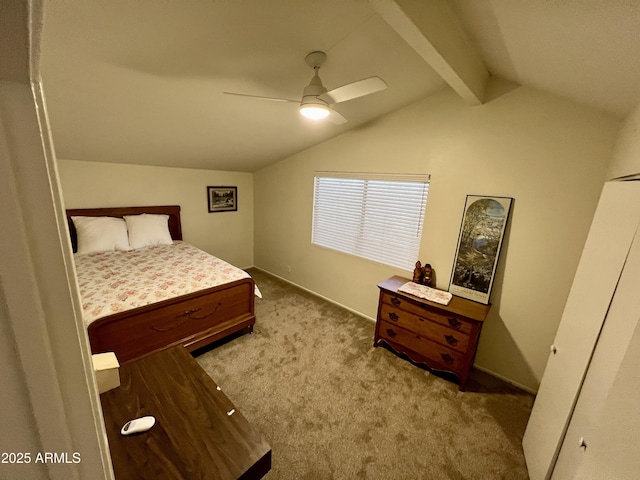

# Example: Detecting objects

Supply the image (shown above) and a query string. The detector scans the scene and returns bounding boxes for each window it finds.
[312,172,430,271]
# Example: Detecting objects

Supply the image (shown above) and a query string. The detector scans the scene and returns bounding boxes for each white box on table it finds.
[92,352,120,394]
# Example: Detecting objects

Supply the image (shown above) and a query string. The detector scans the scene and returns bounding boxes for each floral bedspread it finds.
[75,242,260,325]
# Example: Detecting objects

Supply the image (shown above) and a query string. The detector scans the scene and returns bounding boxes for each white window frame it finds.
[312,171,430,271]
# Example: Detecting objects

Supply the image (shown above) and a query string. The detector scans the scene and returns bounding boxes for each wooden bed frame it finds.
[66,205,256,364]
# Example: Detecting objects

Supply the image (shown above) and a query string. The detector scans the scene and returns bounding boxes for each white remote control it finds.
[120,416,156,435]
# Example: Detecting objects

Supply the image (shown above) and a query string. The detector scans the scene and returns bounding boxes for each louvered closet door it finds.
[522,181,640,480]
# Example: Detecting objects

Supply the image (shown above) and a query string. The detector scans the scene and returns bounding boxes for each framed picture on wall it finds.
[449,195,513,304]
[207,186,237,213]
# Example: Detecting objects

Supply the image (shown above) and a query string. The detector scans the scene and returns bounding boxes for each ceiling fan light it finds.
[299,103,330,120]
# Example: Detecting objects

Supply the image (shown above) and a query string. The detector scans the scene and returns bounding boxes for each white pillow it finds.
[124,214,173,249]
[72,216,131,254]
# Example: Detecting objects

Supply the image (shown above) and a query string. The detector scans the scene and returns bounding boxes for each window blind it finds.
[312,172,430,271]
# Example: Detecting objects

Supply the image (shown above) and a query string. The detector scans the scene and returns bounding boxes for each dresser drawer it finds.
[379,303,470,353]
[378,320,465,373]
[381,291,473,335]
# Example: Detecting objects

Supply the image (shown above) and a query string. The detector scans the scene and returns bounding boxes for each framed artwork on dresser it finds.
[449,195,512,304]
[207,186,237,213]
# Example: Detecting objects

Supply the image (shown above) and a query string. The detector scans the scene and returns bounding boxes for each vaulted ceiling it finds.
[40,0,640,172]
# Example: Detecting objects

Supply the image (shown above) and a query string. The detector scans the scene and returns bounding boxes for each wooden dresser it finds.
[374,276,490,391]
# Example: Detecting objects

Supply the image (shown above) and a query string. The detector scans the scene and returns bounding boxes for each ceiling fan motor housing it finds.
[301,51,330,107]
[301,72,329,106]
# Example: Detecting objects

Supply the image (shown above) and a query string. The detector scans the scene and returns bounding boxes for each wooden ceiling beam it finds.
[370,0,489,105]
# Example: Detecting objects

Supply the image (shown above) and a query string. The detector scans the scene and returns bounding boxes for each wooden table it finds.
[100,346,271,479]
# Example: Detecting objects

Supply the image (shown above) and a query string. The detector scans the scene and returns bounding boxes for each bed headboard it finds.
[66,205,182,252]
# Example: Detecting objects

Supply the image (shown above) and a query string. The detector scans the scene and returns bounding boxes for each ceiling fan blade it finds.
[327,109,347,125]
[321,76,388,104]
[223,91,298,103]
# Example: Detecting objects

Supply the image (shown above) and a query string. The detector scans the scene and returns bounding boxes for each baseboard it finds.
[250,266,377,323]
[250,266,538,395]
[473,365,538,394]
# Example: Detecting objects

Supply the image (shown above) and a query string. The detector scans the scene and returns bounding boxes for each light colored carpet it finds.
[196,269,533,479]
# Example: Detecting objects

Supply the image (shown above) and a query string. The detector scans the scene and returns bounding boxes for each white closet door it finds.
[522,181,640,480]
[552,222,640,478]
[572,320,640,478]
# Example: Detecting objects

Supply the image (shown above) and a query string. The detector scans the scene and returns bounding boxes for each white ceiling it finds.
[40,0,640,173]
[450,0,640,118]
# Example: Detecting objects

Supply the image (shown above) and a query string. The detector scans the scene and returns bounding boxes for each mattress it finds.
[75,241,260,325]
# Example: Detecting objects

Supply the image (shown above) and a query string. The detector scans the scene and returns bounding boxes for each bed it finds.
[66,205,257,364]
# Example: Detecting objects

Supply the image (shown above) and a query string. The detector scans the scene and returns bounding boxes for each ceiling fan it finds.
[224,51,388,124]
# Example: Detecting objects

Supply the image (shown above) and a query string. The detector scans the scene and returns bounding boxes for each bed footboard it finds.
[88,278,255,363]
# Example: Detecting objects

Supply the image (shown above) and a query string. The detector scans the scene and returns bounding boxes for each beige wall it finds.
[1,1,112,477]
[58,160,254,268]
[608,101,640,179]
[253,78,620,392]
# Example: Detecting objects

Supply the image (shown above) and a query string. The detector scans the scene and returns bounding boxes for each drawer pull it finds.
[188,310,213,320]
[388,312,399,322]
[151,317,187,332]
[447,317,462,329]
[444,335,459,346]
[182,302,222,320]
[153,302,223,331]
[441,353,455,364]
[386,328,397,339]
[390,297,401,306]
[418,317,425,322]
